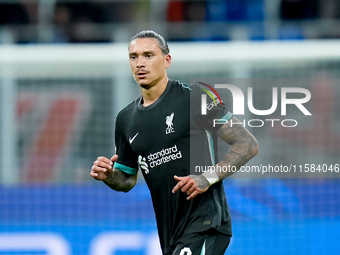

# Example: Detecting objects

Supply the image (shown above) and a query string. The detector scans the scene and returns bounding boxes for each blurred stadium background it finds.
[0,0,340,254]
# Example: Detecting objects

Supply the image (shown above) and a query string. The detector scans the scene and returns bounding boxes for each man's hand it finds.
[172,175,210,200]
[90,155,118,181]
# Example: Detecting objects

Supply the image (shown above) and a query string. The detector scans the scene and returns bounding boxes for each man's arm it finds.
[103,169,137,192]
[214,116,259,179]
[91,155,137,192]
[173,116,259,199]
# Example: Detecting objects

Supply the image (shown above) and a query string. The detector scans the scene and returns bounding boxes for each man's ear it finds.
[165,54,171,68]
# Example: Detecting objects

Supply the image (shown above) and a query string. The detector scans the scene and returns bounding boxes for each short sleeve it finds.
[190,85,233,131]
[114,115,138,175]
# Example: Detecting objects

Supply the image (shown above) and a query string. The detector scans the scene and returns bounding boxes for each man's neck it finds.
[141,77,169,107]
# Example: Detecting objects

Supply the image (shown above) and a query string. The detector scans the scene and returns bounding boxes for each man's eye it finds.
[130,55,136,60]
[146,54,152,58]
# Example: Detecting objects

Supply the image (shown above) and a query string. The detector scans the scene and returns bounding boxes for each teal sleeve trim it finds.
[221,111,233,121]
[213,111,233,126]
[114,162,137,176]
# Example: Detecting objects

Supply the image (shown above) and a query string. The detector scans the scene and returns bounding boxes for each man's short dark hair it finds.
[130,30,170,55]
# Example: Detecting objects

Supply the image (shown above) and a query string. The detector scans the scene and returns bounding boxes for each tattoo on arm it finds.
[189,174,210,190]
[104,169,137,192]
[216,116,259,179]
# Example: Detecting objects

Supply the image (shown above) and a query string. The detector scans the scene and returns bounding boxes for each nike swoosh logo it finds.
[129,132,139,144]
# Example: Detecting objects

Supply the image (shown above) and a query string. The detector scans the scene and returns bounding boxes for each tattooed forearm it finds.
[216,116,259,179]
[104,169,137,192]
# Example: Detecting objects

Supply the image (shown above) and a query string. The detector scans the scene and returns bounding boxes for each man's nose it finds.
[136,57,145,68]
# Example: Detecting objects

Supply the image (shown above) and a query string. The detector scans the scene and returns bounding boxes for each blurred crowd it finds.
[0,0,339,44]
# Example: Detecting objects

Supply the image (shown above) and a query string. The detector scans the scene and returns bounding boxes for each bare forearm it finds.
[216,118,259,179]
[103,169,136,192]
[174,117,259,199]
[217,136,259,179]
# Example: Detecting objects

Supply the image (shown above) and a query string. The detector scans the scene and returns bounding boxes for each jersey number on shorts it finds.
[179,247,192,255]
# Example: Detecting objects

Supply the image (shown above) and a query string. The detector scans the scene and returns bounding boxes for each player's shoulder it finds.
[170,79,191,94]
[116,96,140,120]
[189,82,222,101]
[189,82,208,95]
[172,81,211,97]
[168,80,210,104]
